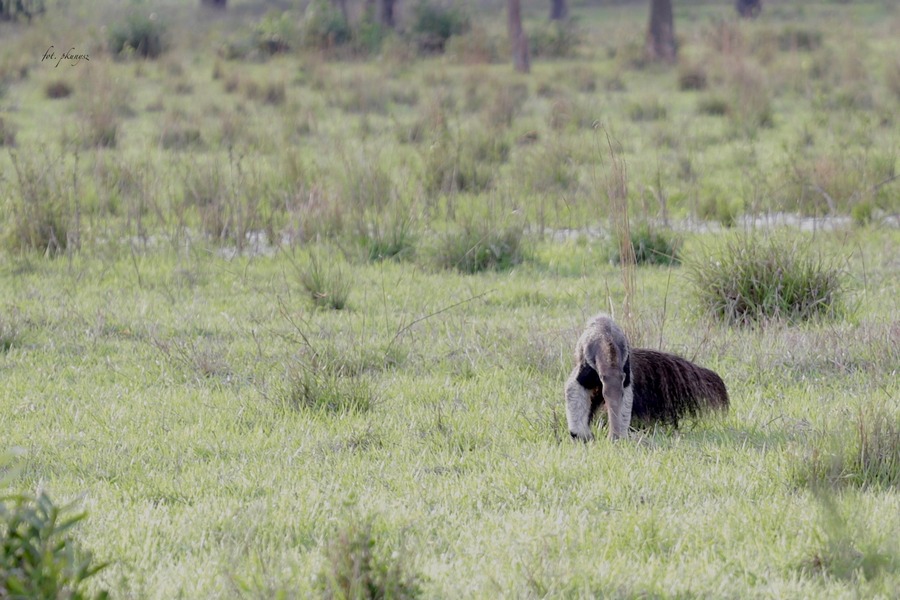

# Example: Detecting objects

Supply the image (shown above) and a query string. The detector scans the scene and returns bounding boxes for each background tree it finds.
[549,0,568,21]
[736,0,762,18]
[200,0,226,9]
[381,0,396,28]
[646,0,676,63]
[508,0,530,73]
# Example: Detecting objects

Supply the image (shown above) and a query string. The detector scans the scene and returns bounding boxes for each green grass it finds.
[0,0,899,597]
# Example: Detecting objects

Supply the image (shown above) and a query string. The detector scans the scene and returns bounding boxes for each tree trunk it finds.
[736,0,762,18]
[549,0,568,21]
[646,0,676,63]
[508,0,530,73]
[200,0,226,8]
[381,0,396,28]
[333,0,349,25]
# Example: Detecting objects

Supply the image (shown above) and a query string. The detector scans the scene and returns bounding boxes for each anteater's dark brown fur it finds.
[588,348,729,430]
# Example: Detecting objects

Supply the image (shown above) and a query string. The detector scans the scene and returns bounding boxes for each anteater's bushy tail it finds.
[629,348,729,427]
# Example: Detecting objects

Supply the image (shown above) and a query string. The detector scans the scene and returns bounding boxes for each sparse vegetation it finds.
[316,518,422,599]
[0,0,899,597]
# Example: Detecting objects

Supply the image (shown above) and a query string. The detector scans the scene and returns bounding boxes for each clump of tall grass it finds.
[484,82,528,129]
[3,151,78,255]
[0,116,16,146]
[430,220,526,273]
[421,132,496,195]
[297,249,353,310]
[677,62,708,90]
[316,517,422,599]
[0,309,23,352]
[608,224,682,266]
[280,364,373,414]
[627,98,667,122]
[687,234,845,325]
[794,408,900,492]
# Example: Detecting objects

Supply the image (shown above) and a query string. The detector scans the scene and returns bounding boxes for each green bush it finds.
[254,11,296,55]
[301,0,351,50]
[410,0,470,53]
[430,221,526,273]
[529,21,579,59]
[609,224,682,266]
[316,518,421,599]
[688,234,845,325]
[108,12,166,58]
[0,489,108,599]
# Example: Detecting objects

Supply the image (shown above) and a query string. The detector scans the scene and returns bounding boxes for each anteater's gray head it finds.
[576,314,632,439]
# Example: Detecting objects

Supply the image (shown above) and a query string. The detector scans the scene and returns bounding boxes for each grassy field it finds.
[1,0,899,597]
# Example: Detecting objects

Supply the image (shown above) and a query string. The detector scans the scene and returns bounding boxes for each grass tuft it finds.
[794,408,900,492]
[688,234,845,325]
[316,518,422,599]
[430,220,526,273]
[280,366,374,415]
[298,250,353,310]
[0,309,24,353]
[608,224,682,266]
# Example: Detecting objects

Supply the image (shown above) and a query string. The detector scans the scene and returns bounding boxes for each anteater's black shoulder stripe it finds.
[623,356,631,388]
[575,362,601,390]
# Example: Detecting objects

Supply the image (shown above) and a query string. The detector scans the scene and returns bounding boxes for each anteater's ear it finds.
[623,355,631,388]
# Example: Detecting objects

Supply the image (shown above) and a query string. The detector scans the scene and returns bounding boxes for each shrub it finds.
[0,0,44,22]
[44,80,73,99]
[627,98,667,122]
[430,220,526,273]
[688,234,845,325]
[410,0,470,53]
[678,62,708,90]
[793,408,900,491]
[529,21,579,59]
[0,116,16,146]
[316,518,421,599]
[108,12,166,59]
[301,0,351,50]
[887,58,900,102]
[0,488,109,599]
[609,224,682,266]
[253,11,295,55]
[777,26,823,52]
[697,94,730,116]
